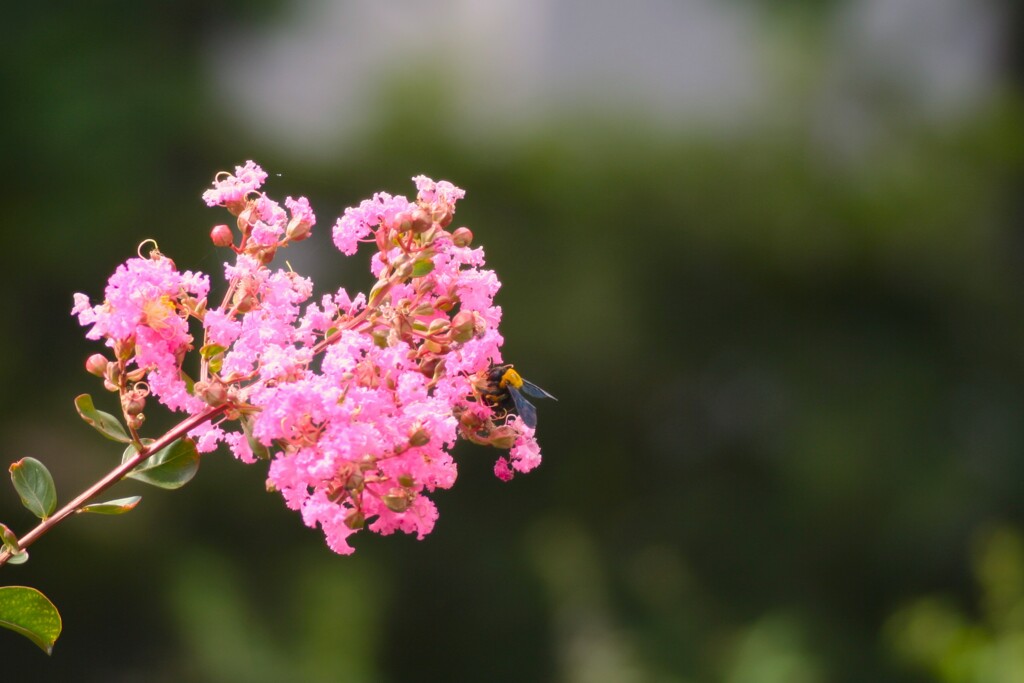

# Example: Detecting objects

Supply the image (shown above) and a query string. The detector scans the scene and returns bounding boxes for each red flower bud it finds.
[210,224,234,248]
[452,227,473,247]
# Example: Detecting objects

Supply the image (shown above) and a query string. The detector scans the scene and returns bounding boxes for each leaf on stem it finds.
[0,523,27,564]
[411,258,435,278]
[241,416,270,460]
[74,394,131,443]
[79,496,142,515]
[122,439,199,489]
[0,586,62,654]
[9,458,56,520]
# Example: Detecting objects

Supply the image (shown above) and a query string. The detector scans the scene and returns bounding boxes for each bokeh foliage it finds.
[2,2,1024,682]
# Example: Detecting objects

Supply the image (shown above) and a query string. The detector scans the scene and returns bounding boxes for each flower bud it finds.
[450,310,475,343]
[124,395,146,416]
[452,227,473,247]
[344,509,366,530]
[382,489,412,513]
[398,474,415,487]
[210,224,234,248]
[423,339,449,355]
[427,318,449,335]
[85,353,109,377]
[409,208,432,234]
[409,429,431,447]
[195,380,229,407]
[434,295,456,312]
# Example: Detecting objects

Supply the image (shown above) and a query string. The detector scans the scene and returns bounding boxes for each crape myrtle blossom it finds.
[72,162,544,555]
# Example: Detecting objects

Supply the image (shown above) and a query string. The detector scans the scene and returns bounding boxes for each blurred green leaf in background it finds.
[3,1,1024,681]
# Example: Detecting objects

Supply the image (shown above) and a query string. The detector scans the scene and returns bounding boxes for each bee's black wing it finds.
[520,380,557,401]
[509,387,538,429]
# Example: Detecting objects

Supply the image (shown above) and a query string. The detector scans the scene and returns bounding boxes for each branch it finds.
[0,403,229,567]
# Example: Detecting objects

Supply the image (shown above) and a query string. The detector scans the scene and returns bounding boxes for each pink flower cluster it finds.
[73,162,544,554]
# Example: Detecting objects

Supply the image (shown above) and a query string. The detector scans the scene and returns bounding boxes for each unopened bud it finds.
[344,509,366,530]
[398,474,415,487]
[210,224,234,248]
[195,380,229,406]
[382,489,412,513]
[409,429,431,447]
[409,208,432,234]
[423,339,449,355]
[434,295,456,312]
[427,318,449,335]
[124,395,146,416]
[452,227,473,247]
[85,353,109,377]
[451,310,475,343]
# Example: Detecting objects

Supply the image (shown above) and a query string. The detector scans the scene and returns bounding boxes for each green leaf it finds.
[181,369,196,396]
[9,458,56,520]
[79,496,141,515]
[6,549,29,565]
[74,394,131,443]
[0,522,26,564]
[241,417,270,460]
[0,586,62,654]
[122,439,199,490]
[200,343,227,358]
[411,258,435,278]
[200,344,226,373]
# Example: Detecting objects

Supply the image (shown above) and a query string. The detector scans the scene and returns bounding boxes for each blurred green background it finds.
[3,1,1024,681]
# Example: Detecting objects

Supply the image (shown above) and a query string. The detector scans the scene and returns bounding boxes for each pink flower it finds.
[78,166,548,557]
[202,161,268,207]
[332,192,411,255]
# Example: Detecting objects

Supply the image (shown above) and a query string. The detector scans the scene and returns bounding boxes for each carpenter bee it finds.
[481,364,556,429]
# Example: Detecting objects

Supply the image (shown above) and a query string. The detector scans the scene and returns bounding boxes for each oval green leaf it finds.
[6,549,29,565]
[0,586,62,655]
[74,394,131,443]
[122,439,199,490]
[411,258,435,278]
[79,496,142,515]
[9,458,56,520]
